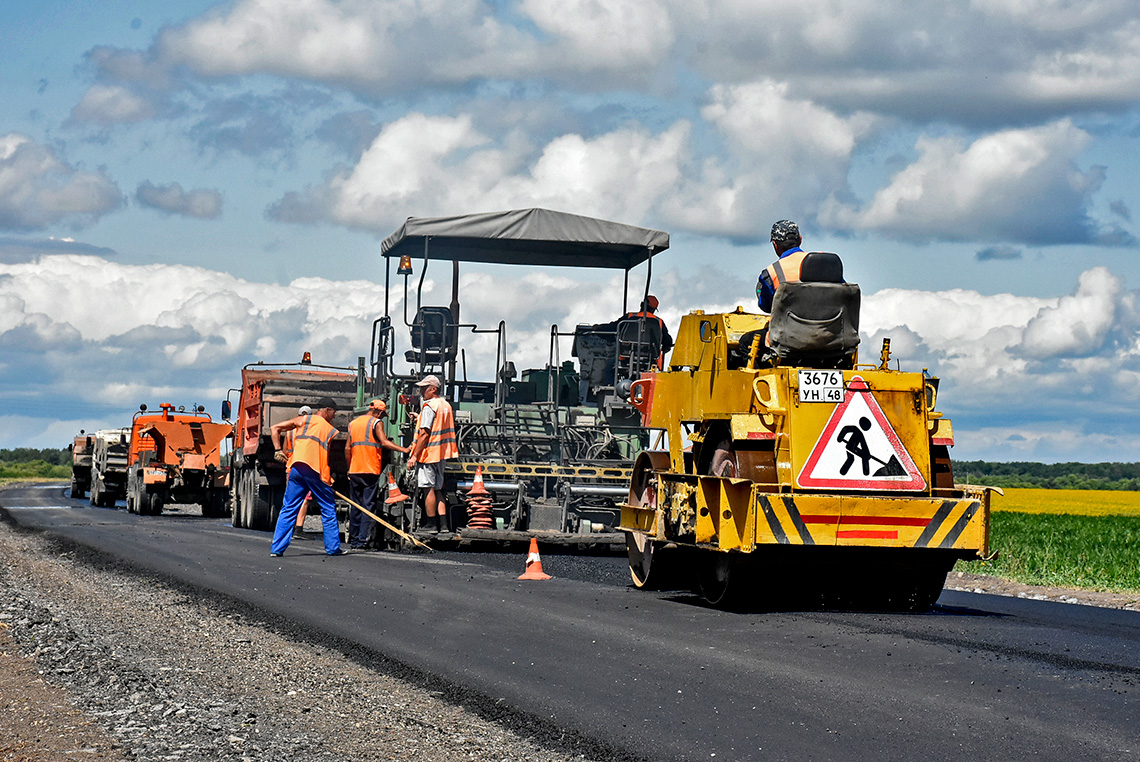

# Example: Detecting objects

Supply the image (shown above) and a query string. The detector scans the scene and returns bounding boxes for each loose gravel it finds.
[0,510,609,762]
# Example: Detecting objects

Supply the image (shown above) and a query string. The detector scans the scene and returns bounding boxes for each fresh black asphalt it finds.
[4,484,1138,761]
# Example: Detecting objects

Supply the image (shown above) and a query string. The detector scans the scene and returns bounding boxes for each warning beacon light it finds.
[301,351,312,365]
[397,254,414,276]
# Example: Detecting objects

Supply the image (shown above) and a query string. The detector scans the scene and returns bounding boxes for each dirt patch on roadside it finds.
[0,628,127,761]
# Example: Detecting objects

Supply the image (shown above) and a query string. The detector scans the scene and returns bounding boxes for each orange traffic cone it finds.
[384,471,410,504]
[467,465,489,496]
[518,537,552,580]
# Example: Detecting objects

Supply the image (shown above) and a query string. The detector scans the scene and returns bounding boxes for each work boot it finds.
[292,527,312,540]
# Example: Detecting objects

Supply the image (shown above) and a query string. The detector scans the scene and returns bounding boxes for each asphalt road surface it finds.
[4,483,1138,761]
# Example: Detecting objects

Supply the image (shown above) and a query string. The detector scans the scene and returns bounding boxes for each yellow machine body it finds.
[620,309,991,608]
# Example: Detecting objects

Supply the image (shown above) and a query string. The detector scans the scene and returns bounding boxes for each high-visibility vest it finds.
[287,414,337,484]
[764,249,810,292]
[282,429,296,459]
[347,414,383,475]
[419,397,458,464]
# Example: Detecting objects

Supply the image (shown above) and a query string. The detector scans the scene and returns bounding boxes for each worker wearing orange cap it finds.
[345,399,409,549]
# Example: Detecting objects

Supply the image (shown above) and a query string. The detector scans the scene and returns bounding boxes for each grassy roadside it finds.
[968,488,1140,593]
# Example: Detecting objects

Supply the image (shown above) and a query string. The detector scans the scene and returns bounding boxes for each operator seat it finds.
[404,306,458,369]
[615,316,663,381]
[767,252,860,369]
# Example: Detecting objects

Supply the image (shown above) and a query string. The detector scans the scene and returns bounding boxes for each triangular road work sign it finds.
[797,375,926,491]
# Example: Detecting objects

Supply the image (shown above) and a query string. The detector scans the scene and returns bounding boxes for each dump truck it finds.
[369,208,668,547]
[224,357,361,531]
[124,404,231,516]
[89,428,130,507]
[68,433,93,499]
[620,253,995,610]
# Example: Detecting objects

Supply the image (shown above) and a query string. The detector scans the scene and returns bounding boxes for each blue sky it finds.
[2,0,1140,463]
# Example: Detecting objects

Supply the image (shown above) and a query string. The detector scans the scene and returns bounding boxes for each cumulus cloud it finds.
[271,113,689,232]
[690,0,1140,123]
[0,134,123,231]
[3,253,1140,462]
[661,79,876,238]
[821,120,1132,244]
[69,84,156,125]
[1020,267,1128,358]
[136,181,223,219]
[862,267,1140,459]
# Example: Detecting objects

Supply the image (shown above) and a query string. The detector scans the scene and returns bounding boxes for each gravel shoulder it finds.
[0,511,604,762]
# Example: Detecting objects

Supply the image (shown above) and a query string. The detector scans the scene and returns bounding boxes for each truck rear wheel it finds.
[70,478,85,500]
[240,467,274,531]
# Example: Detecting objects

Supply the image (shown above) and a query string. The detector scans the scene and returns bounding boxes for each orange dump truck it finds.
[225,359,359,532]
[125,403,232,517]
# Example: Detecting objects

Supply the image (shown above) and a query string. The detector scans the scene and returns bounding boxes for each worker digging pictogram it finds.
[797,375,926,491]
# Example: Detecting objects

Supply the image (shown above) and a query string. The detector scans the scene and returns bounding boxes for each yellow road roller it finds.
[620,254,993,610]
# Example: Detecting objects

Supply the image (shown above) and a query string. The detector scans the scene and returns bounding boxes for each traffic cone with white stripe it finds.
[384,471,410,504]
[518,537,552,580]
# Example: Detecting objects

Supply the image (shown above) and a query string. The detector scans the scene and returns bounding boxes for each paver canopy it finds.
[381,208,670,270]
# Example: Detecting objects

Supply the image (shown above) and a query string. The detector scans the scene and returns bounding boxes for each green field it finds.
[0,461,70,483]
[965,488,1140,593]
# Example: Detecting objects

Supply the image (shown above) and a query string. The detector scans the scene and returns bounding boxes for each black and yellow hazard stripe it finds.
[757,494,816,545]
[913,498,980,549]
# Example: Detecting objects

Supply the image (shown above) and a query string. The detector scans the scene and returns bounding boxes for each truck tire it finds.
[241,467,274,531]
[140,490,164,516]
[70,477,85,500]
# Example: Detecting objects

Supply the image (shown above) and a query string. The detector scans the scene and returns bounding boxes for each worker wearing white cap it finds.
[406,375,458,533]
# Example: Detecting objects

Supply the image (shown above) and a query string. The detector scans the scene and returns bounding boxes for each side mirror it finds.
[699,320,715,343]
[221,400,232,420]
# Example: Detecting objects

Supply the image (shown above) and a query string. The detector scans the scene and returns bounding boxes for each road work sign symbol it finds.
[797,376,926,491]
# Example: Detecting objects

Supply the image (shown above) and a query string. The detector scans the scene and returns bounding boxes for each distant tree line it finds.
[954,461,1140,491]
[0,448,70,466]
[0,448,71,479]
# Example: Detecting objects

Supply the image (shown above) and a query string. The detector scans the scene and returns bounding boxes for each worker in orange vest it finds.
[406,375,458,533]
[268,397,344,556]
[345,399,409,549]
[282,405,315,541]
[757,219,809,313]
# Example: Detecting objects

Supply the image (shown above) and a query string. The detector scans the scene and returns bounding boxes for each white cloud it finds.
[136,181,223,219]
[1020,266,1129,358]
[662,79,876,236]
[820,120,1120,244]
[0,134,123,231]
[272,113,689,232]
[3,253,1140,463]
[70,84,156,125]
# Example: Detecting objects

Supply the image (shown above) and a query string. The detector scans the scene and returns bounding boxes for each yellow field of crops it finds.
[993,488,1140,517]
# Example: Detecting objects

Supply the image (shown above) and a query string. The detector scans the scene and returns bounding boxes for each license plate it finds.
[798,370,844,403]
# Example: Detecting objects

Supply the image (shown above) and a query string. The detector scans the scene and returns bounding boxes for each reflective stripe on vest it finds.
[765,249,809,291]
[347,414,383,475]
[287,414,336,484]
[420,397,458,464]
